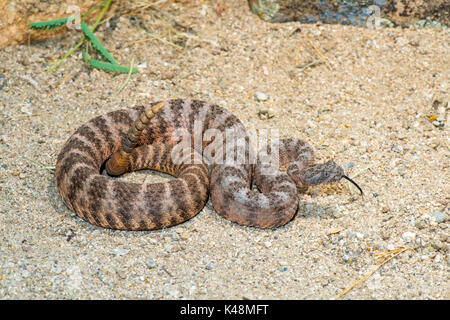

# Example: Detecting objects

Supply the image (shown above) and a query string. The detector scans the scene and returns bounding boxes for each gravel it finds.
[0,0,448,300]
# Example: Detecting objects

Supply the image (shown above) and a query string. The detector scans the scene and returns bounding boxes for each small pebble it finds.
[278,260,287,266]
[20,105,33,116]
[137,62,147,69]
[411,19,444,29]
[205,264,216,270]
[415,220,426,230]
[347,162,354,168]
[378,18,394,28]
[115,270,126,279]
[145,260,156,268]
[177,231,189,241]
[430,240,447,252]
[166,289,179,297]
[434,254,441,263]
[342,252,350,262]
[255,92,269,102]
[380,230,390,240]
[392,145,403,153]
[432,212,447,224]
[402,232,416,243]
[355,232,364,240]
[111,248,129,256]
[257,108,275,120]
[170,232,180,241]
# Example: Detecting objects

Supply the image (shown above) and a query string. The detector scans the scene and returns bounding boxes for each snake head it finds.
[297,160,344,186]
[287,160,363,195]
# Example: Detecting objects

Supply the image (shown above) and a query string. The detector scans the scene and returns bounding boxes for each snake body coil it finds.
[56,99,358,230]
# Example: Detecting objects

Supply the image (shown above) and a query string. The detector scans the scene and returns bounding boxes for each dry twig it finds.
[305,35,333,71]
[335,247,412,299]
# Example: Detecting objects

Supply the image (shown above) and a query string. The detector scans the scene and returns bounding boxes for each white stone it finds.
[402,232,416,243]
[255,92,269,101]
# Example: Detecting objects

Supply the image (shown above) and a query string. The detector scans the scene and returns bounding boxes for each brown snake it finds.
[55,99,362,230]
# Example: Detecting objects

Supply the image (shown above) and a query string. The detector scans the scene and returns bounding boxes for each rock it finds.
[20,105,33,116]
[415,220,426,230]
[380,230,390,240]
[430,240,448,252]
[257,108,275,120]
[378,18,395,28]
[432,212,447,224]
[392,144,403,153]
[115,270,126,279]
[434,254,441,263]
[255,92,269,102]
[145,260,156,268]
[349,231,364,240]
[342,252,350,262]
[248,0,450,27]
[177,230,189,241]
[402,232,416,243]
[205,264,216,270]
[411,19,444,29]
[170,232,180,241]
[166,288,179,297]
[111,248,129,256]
[278,260,287,266]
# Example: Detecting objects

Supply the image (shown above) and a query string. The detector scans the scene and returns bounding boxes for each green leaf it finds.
[80,20,117,64]
[28,17,75,30]
[87,59,138,74]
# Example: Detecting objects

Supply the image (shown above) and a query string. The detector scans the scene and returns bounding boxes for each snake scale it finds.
[56,99,361,230]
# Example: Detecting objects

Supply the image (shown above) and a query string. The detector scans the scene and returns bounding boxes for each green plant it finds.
[28,0,137,74]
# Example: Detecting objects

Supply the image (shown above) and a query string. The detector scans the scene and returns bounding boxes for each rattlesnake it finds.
[56,99,361,230]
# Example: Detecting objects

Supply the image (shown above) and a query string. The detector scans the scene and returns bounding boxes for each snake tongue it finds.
[342,175,363,196]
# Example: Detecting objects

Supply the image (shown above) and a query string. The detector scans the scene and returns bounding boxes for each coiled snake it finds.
[56,99,362,230]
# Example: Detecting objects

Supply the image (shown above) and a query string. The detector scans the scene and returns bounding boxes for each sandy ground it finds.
[0,1,448,299]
